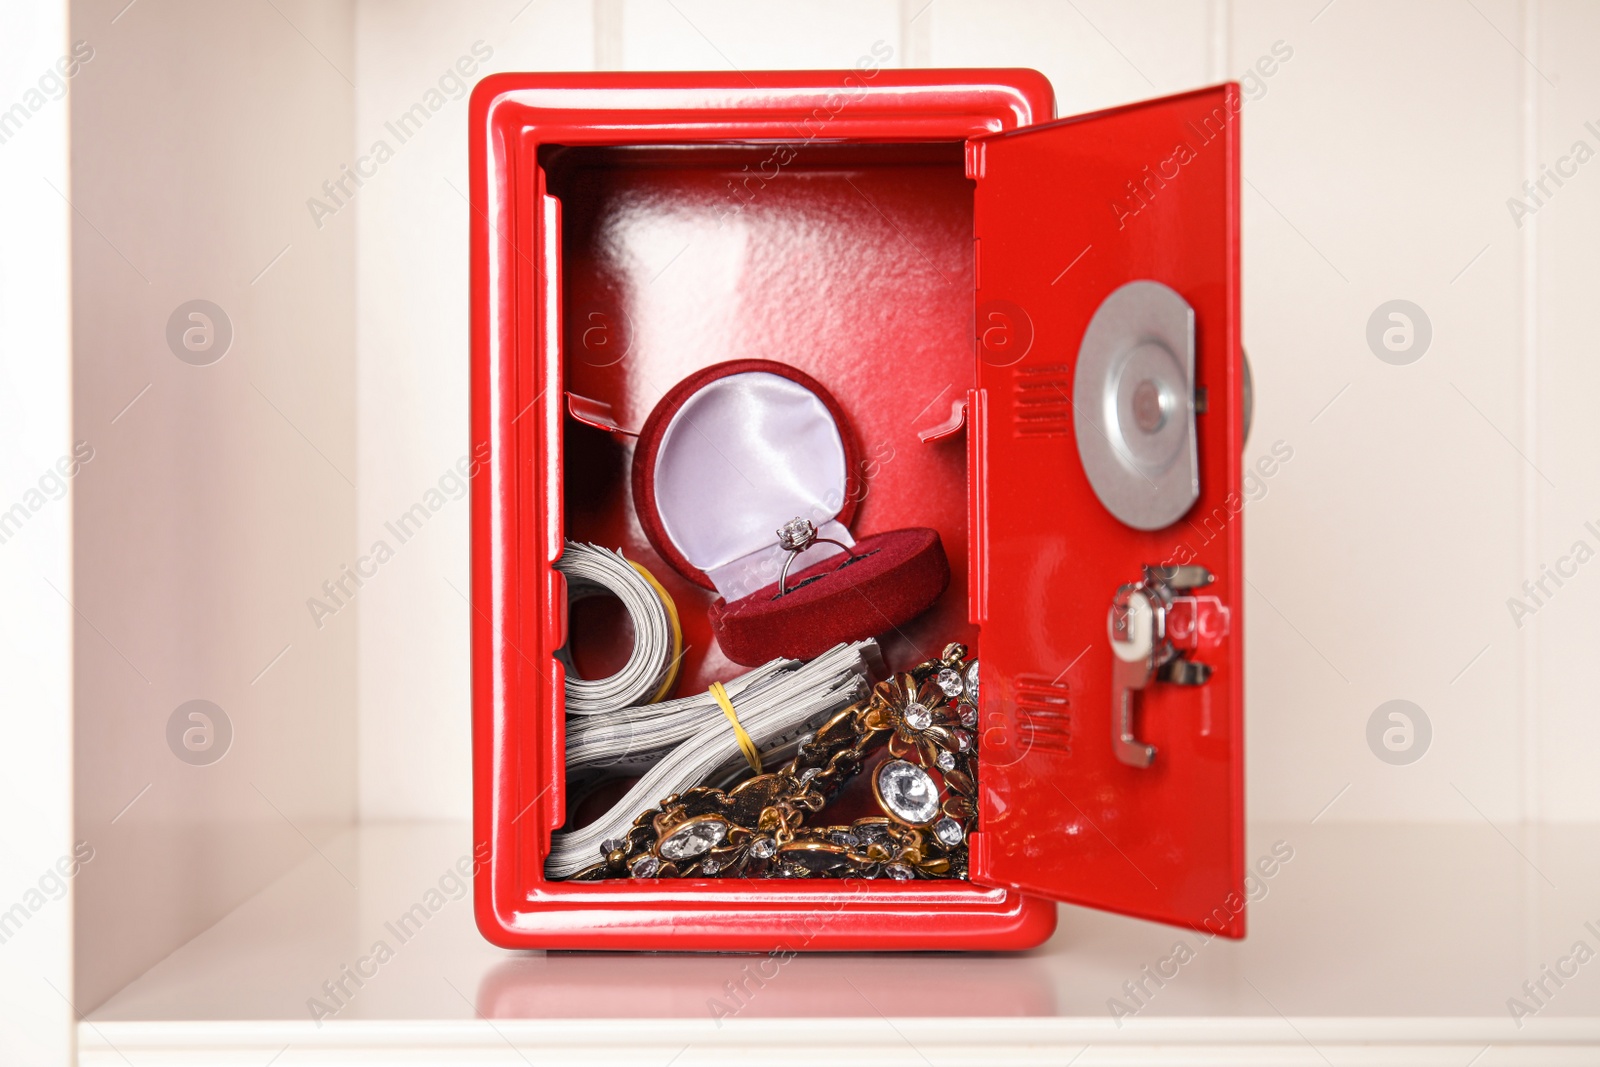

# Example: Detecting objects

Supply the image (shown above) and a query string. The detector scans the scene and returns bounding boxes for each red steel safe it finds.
[470,68,1245,950]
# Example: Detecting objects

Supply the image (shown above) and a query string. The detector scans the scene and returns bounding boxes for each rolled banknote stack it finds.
[555,542,682,715]
[547,639,882,878]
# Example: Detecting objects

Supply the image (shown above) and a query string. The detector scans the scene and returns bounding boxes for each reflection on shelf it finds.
[477,950,1057,1020]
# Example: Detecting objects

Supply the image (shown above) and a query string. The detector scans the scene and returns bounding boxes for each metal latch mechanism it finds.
[1073,280,1199,531]
[1107,565,1227,768]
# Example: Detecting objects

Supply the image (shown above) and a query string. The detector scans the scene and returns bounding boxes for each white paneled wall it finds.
[933,1,1219,107]
[353,0,1597,824]
[1231,0,1527,825]
[70,0,358,1013]
[1531,0,1600,823]
[0,5,74,1062]
[617,0,903,69]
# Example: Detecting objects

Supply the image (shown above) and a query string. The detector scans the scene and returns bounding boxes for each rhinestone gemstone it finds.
[796,767,821,786]
[937,750,957,771]
[749,836,778,859]
[934,817,964,847]
[954,729,974,751]
[775,517,817,551]
[876,758,941,824]
[966,660,980,699]
[937,667,964,698]
[903,702,933,731]
[600,838,624,856]
[700,857,722,875]
[658,818,727,861]
[630,854,660,878]
[959,705,978,727]
[884,863,914,881]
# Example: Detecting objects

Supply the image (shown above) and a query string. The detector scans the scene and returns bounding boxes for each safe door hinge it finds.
[965,139,987,179]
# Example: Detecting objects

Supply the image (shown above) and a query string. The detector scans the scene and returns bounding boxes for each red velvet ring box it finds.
[471,69,1247,951]
[630,357,951,666]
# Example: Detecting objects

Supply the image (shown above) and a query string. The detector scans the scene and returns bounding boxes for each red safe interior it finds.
[470,69,1245,951]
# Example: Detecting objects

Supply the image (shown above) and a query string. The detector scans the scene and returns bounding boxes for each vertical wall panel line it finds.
[595,0,624,70]
[1519,0,1540,824]
[900,0,931,67]
[1207,0,1232,81]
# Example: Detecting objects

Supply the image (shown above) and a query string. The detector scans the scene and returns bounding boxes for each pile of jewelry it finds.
[573,642,980,882]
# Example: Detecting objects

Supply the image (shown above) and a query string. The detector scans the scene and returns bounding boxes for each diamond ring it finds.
[775,517,860,596]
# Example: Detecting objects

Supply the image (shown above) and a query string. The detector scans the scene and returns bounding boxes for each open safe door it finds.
[966,85,1246,937]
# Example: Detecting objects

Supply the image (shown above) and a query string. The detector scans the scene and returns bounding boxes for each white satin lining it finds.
[653,371,853,599]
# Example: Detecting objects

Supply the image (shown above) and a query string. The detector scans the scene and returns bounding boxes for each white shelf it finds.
[80,821,1600,1064]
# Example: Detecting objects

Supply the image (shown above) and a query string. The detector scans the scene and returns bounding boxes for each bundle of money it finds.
[556,542,681,714]
[547,639,883,879]
[564,656,797,774]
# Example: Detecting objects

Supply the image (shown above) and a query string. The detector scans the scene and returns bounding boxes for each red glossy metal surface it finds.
[470,71,1244,951]
[471,71,1059,951]
[969,86,1246,937]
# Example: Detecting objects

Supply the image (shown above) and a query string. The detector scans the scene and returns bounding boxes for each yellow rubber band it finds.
[709,680,763,775]
[629,560,683,703]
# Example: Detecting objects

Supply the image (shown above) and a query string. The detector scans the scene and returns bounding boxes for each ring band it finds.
[775,517,861,596]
